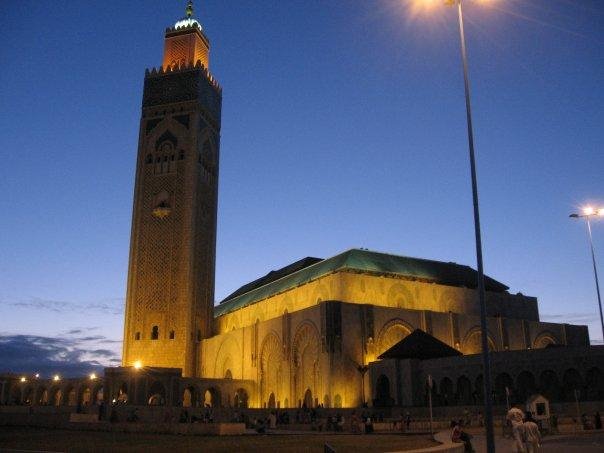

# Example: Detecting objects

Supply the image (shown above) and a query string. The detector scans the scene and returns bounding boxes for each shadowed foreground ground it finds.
[0,427,437,452]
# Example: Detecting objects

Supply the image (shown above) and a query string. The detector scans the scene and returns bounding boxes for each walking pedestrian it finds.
[523,412,541,453]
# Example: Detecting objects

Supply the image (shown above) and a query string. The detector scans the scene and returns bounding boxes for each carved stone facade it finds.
[121,14,221,377]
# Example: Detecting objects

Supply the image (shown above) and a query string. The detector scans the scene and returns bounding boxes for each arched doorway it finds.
[494,373,514,405]
[81,387,92,406]
[22,387,34,405]
[539,370,559,401]
[66,386,77,406]
[204,387,221,407]
[334,394,342,408]
[456,376,472,405]
[268,392,276,409]
[562,369,583,401]
[292,323,319,408]
[374,375,393,407]
[463,330,496,355]
[516,371,537,403]
[260,333,282,408]
[234,388,248,408]
[533,333,557,349]
[50,388,62,406]
[377,320,412,355]
[148,381,166,406]
[183,386,198,407]
[9,386,21,405]
[117,383,128,404]
[94,386,103,404]
[586,367,604,401]
[303,388,313,408]
[36,387,48,405]
[440,377,453,406]
[474,375,484,404]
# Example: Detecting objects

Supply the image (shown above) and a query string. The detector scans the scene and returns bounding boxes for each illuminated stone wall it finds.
[200,267,582,408]
[214,270,539,336]
[122,64,222,377]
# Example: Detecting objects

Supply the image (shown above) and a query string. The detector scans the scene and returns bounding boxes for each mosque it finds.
[3,3,603,411]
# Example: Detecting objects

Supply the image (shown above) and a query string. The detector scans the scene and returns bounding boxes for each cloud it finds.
[66,329,84,335]
[0,334,122,377]
[5,296,124,316]
[89,349,117,357]
[540,312,597,324]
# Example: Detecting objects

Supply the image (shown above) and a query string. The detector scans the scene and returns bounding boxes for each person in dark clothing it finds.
[451,420,474,453]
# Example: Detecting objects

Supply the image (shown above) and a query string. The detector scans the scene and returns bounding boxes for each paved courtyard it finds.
[469,431,604,453]
[0,427,436,452]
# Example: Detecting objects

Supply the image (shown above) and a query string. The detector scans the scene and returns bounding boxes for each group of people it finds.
[507,407,542,453]
[450,407,542,453]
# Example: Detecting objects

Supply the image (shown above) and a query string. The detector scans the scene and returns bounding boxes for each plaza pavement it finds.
[470,431,604,453]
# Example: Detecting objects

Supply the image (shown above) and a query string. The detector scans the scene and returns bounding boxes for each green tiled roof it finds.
[214,248,509,318]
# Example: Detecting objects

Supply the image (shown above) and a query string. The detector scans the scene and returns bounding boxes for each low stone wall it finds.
[0,412,245,436]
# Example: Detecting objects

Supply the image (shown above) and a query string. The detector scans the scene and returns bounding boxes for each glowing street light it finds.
[34,373,40,379]
[406,1,496,451]
[20,377,26,383]
[89,373,97,380]
[570,206,604,340]
[133,360,143,370]
[53,375,60,382]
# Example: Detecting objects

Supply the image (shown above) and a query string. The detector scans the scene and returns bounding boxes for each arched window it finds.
[197,329,202,341]
[169,330,175,340]
[135,332,141,340]
[146,154,153,164]
[151,326,159,340]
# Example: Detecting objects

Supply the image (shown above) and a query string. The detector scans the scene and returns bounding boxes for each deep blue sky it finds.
[1,0,603,374]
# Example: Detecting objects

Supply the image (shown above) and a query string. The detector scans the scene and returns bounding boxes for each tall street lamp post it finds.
[408,0,499,448]
[570,207,604,340]
[443,0,495,450]
[428,0,495,453]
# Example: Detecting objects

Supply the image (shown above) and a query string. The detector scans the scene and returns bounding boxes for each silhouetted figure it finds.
[451,420,474,453]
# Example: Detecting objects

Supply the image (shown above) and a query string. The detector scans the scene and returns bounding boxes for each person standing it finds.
[507,407,526,453]
[523,412,541,453]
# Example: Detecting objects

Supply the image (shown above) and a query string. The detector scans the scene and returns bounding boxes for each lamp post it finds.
[570,206,604,340]
[440,1,496,451]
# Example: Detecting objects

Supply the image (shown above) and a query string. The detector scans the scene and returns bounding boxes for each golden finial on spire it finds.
[186,1,194,18]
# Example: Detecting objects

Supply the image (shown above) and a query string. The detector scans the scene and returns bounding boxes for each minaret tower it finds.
[122,1,221,377]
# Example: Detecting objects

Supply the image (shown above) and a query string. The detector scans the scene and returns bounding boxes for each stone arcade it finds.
[2,3,603,413]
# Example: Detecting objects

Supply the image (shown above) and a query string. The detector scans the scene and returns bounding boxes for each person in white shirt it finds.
[523,412,541,453]
[507,407,526,453]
